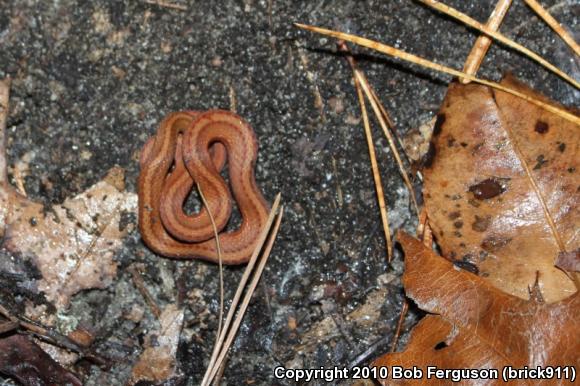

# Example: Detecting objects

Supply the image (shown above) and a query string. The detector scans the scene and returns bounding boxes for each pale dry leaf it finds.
[402,116,436,164]
[2,166,137,309]
[130,304,184,384]
[36,339,80,368]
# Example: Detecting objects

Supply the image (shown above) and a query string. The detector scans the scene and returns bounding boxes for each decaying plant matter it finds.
[371,71,579,385]
[422,75,579,303]
[374,232,578,385]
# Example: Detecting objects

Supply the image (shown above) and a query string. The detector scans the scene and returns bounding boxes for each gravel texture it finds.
[0,0,577,385]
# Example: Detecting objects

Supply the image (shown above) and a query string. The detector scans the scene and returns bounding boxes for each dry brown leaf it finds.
[374,232,579,385]
[0,333,82,386]
[129,304,184,384]
[1,166,137,309]
[422,75,579,303]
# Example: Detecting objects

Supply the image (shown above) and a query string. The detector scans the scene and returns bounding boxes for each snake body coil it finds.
[138,110,270,264]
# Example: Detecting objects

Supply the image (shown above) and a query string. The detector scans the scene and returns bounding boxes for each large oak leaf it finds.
[422,76,579,302]
[374,232,579,385]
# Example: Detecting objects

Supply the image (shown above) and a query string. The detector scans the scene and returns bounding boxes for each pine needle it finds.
[0,78,10,184]
[338,43,420,215]
[197,182,225,384]
[143,0,187,11]
[352,68,393,261]
[418,0,580,89]
[294,24,580,125]
[461,0,513,83]
[201,193,282,386]
[128,264,161,319]
[523,0,580,56]
[390,299,408,353]
[205,203,284,385]
[356,73,420,215]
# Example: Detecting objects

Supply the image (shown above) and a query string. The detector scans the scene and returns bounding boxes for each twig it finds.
[128,264,161,319]
[461,0,513,83]
[143,0,187,11]
[418,0,579,89]
[0,321,19,334]
[294,24,580,125]
[347,334,391,368]
[337,45,397,140]
[523,0,580,56]
[0,303,108,366]
[201,194,282,386]
[352,67,393,260]
[0,302,17,323]
[368,86,395,136]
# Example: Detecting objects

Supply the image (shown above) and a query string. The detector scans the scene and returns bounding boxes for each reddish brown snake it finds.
[138,110,270,264]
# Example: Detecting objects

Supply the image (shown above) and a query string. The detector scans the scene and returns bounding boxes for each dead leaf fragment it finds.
[373,232,579,385]
[2,166,137,309]
[422,76,579,302]
[129,304,184,384]
[0,333,82,386]
[403,116,436,164]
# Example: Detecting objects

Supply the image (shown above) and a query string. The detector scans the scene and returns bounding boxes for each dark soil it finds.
[0,0,577,385]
